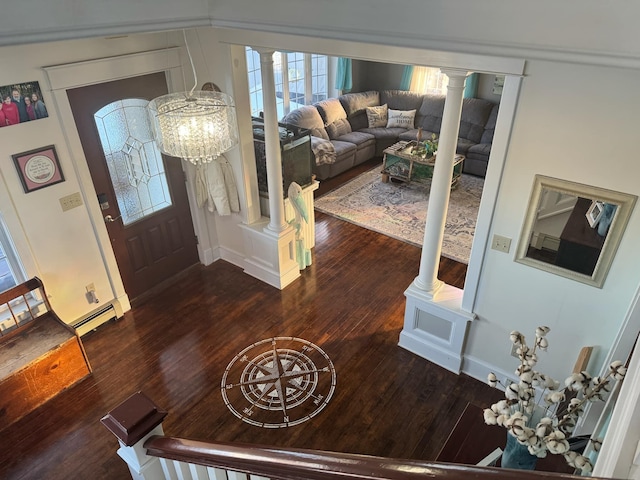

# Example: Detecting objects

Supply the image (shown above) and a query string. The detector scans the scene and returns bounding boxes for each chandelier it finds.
[148,91,238,165]
[148,31,239,165]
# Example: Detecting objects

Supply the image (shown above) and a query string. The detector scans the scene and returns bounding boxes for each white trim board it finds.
[216,27,525,76]
[45,47,182,90]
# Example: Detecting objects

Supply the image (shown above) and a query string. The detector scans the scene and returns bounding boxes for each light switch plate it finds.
[60,192,83,212]
[491,234,512,253]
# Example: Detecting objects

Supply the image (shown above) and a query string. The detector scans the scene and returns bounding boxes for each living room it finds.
[265,56,502,265]
[0,1,639,477]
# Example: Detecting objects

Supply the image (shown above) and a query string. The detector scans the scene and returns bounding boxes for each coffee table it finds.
[381,140,465,189]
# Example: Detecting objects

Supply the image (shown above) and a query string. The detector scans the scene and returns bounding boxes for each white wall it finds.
[468,60,640,381]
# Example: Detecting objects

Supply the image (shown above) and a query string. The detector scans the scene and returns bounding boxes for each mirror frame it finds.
[515,175,637,288]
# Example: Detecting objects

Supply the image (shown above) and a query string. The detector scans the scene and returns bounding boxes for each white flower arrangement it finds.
[484,326,626,473]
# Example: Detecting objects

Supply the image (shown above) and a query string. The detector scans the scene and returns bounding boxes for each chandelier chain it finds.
[183,29,198,97]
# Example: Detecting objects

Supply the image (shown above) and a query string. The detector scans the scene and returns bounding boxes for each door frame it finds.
[44,47,211,314]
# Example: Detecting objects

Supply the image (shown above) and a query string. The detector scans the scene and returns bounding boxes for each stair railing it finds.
[101,392,615,480]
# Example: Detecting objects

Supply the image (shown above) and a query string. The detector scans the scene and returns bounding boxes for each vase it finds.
[501,432,538,470]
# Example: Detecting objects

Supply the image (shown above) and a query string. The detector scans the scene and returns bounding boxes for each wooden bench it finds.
[0,277,92,430]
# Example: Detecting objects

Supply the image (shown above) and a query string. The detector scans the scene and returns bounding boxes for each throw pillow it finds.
[366,104,388,128]
[386,109,416,129]
[326,118,352,139]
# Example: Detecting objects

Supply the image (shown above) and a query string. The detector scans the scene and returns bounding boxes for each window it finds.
[94,99,173,226]
[409,66,449,95]
[0,215,25,294]
[246,47,330,119]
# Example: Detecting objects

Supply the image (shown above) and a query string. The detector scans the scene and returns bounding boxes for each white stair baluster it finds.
[159,458,178,479]
[226,470,249,480]
[188,463,211,479]
[207,467,229,480]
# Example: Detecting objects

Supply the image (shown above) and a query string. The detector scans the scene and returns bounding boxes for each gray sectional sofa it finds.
[281,90,498,180]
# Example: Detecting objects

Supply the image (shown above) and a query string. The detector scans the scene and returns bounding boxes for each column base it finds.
[399,282,475,374]
[259,181,319,251]
[239,219,300,290]
[412,276,445,298]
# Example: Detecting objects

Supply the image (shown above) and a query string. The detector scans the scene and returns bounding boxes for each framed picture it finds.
[12,145,65,193]
[586,200,605,228]
[0,81,49,126]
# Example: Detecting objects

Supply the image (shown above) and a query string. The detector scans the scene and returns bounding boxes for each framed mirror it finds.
[515,175,637,288]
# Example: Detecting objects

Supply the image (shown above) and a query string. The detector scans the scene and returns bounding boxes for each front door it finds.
[68,73,199,300]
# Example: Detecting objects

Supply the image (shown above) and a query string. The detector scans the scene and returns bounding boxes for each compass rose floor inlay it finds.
[221,337,337,428]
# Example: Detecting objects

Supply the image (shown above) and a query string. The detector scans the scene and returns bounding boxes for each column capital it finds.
[439,67,472,79]
[440,68,472,88]
[253,47,276,57]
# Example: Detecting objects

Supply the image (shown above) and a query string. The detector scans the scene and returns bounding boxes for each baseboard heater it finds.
[71,304,117,336]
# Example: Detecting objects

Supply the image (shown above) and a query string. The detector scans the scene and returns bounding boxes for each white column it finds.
[413,69,469,296]
[398,69,474,374]
[255,48,288,233]
[239,48,299,290]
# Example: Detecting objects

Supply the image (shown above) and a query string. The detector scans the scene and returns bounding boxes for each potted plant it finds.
[412,128,438,158]
[483,326,626,473]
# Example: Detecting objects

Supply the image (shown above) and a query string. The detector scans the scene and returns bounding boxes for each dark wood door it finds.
[68,73,199,300]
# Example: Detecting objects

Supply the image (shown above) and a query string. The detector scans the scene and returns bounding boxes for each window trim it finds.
[0,214,26,295]
[246,47,330,119]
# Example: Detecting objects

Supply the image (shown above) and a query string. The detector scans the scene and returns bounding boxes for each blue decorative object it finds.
[597,203,616,237]
[501,433,538,470]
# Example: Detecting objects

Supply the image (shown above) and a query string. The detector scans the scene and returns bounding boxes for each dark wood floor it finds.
[0,167,498,480]
[314,157,381,197]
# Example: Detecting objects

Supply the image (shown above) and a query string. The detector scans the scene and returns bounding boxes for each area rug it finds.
[315,168,484,264]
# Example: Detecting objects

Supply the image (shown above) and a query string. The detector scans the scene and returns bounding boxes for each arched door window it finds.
[94,98,172,226]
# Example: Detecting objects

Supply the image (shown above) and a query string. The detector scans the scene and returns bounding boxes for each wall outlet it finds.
[491,234,512,253]
[60,192,83,212]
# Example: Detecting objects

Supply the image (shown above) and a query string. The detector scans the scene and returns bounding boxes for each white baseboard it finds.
[219,243,300,290]
[461,353,514,391]
[114,293,130,316]
[201,247,216,266]
[243,257,299,290]
[398,330,462,375]
[219,245,244,268]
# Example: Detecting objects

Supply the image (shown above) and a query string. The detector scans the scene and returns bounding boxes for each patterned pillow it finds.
[366,104,388,128]
[386,109,416,129]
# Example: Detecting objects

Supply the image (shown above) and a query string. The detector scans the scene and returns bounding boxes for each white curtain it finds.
[409,67,449,95]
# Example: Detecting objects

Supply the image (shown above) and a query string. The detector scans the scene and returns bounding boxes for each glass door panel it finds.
[94,98,172,226]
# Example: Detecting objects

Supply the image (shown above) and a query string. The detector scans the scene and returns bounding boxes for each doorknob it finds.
[104,214,122,223]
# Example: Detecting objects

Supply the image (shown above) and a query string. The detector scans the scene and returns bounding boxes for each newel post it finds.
[101,391,168,480]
